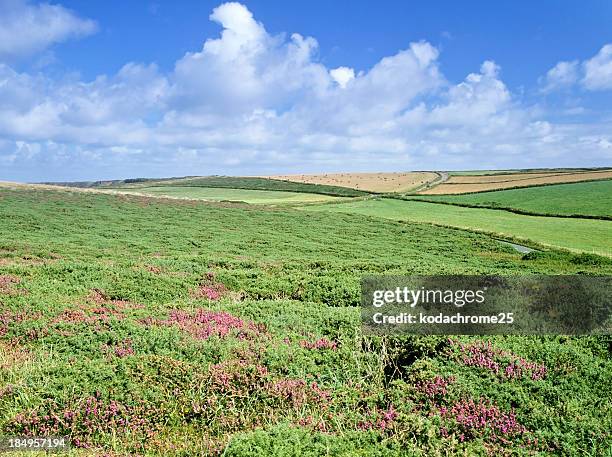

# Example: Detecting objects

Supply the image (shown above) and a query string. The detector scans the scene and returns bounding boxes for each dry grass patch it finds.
[265,172,438,193]
[0,340,32,371]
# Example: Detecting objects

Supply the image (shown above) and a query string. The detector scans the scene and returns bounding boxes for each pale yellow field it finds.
[265,172,438,193]
[419,170,612,194]
[446,172,570,184]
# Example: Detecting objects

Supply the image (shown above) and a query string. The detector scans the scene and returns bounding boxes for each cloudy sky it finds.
[0,0,611,181]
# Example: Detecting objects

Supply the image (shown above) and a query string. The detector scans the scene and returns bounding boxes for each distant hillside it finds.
[42,175,370,197]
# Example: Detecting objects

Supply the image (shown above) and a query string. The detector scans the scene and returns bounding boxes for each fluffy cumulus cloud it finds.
[330,66,355,88]
[540,60,579,92]
[582,44,612,90]
[0,0,97,60]
[543,44,612,92]
[0,2,610,181]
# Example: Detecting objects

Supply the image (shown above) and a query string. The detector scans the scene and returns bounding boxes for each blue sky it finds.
[0,0,611,181]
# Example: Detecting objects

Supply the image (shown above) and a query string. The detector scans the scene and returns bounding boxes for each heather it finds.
[0,188,611,455]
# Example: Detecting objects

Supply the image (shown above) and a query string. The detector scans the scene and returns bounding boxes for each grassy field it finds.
[73,176,370,198]
[1,187,611,455]
[420,169,612,194]
[306,198,612,256]
[409,180,612,218]
[121,186,345,204]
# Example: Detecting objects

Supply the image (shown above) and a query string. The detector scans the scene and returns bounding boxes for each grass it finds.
[305,198,612,256]
[1,188,611,456]
[63,176,371,198]
[407,180,612,219]
[118,186,345,204]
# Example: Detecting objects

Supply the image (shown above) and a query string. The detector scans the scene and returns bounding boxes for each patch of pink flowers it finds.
[152,309,260,340]
[449,339,547,381]
[208,359,269,396]
[8,392,158,448]
[192,272,227,301]
[439,397,526,442]
[357,405,398,432]
[416,375,455,399]
[299,338,338,351]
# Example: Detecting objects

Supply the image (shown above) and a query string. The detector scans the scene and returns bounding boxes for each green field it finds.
[1,188,611,456]
[61,176,370,198]
[409,180,612,218]
[306,198,612,256]
[121,186,345,204]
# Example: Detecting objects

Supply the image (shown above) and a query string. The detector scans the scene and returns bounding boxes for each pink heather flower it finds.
[448,340,547,381]
[299,338,338,350]
[146,309,260,340]
[416,375,455,398]
[355,405,397,433]
[439,397,527,442]
[193,273,227,301]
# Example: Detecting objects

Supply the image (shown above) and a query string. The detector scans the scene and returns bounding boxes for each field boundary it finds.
[114,179,371,198]
[445,167,612,177]
[303,202,565,254]
[442,170,612,184]
[414,177,612,196]
[306,198,612,257]
[252,178,377,196]
[41,176,373,198]
[393,196,612,221]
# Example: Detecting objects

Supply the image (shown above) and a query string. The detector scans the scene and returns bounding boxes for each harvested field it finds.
[265,172,438,193]
[420,170,612,194]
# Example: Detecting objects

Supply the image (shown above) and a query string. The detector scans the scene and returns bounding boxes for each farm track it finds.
[411,171,449,193]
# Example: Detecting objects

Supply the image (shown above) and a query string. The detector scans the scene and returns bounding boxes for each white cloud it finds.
[330,66,354,88]
[170,2,330,115]
[540,60,579,92]
[582,44,612,90]
[0,0,97,61]
[542,44,612,92]
[0,2,610,181]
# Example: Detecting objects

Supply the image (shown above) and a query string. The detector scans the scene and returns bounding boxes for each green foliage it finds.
[0,188,611,455]
[225,425,402,457]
